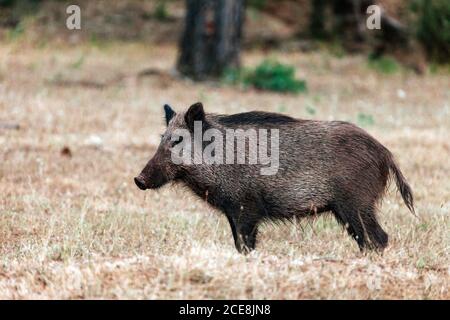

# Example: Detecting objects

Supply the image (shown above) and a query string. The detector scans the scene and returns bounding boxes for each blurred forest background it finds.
[0,0,449,83]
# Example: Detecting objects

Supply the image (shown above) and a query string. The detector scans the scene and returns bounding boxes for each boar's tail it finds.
[387,153,416,217]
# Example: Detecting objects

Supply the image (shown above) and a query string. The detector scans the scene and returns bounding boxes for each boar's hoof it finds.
[236,234,254,254]
[237,243,252,255]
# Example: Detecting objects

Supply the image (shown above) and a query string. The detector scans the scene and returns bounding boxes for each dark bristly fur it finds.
[135,102,415,254]
[216,111,298,125]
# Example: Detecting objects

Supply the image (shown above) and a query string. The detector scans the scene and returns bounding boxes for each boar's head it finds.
[134,102,205,190]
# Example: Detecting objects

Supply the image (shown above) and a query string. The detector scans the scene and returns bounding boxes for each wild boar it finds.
[135,102,414,254]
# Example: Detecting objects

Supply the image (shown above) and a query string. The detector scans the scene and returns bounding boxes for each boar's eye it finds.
[170,135,183,147]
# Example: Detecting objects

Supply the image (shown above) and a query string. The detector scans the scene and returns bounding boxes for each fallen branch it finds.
[47,68,173,90]
[0,122,20,130]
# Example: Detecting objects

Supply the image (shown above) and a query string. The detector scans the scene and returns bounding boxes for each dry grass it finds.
[0,42,449,299]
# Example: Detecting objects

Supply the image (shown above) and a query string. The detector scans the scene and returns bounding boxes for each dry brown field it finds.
[0,41,448,299]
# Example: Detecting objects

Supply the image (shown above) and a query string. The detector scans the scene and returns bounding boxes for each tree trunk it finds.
[177,0,245,80]
[310,0,328,39]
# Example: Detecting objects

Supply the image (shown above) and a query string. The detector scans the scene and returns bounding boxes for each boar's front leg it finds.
[226,214,259,254]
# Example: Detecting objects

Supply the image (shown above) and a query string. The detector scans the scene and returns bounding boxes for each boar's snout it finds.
[134,175,148,191]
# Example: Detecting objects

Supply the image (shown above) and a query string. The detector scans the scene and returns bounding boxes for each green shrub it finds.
[222,68,242,85]
[6,21,24,40]
[411,0,450,63]
[305,104,316,115]
[223,60,307,94]
[357,113,375,127]
[247,0,267,10]
[154,0,169,21]
[70,54,85,70]
[243,60,307,93]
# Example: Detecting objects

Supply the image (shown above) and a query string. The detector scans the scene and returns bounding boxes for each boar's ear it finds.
[164,104,176,126]
[185,102,205,132]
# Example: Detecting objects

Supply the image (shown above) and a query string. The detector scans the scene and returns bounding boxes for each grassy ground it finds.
[0,42,448,299]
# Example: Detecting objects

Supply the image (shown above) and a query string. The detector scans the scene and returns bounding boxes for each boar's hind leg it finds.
[238,220,259,253]
[332,202,388,251]
[359,205,388,250]
[332,203,367,251]
[226,214,259,254]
